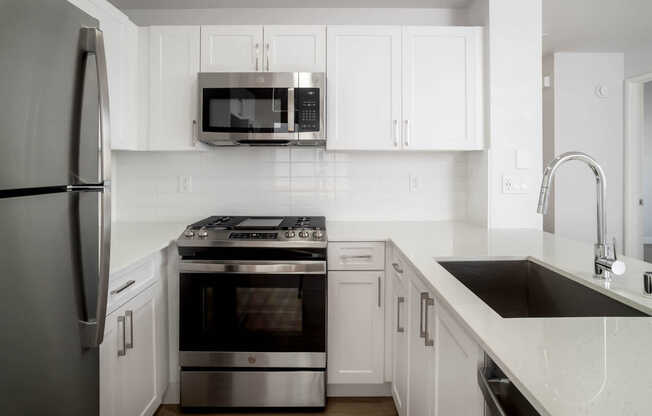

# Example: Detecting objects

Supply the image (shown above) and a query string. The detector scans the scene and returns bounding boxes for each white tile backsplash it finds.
[114,148,470,223]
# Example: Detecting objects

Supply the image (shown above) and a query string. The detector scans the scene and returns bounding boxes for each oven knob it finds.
[184,230,195,238]
[198,230,208,238]
[299,231,310,238]
[313,231,324,239]
[285,231,296,238]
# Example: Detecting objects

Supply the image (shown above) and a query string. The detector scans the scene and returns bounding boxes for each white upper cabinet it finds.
[402,26,483,150]
[327,26,402,151]
[67,0,141,150]
[263,26,326,72]
[326,25,483,151]
[148,26,202,151]
[201,26,263,72]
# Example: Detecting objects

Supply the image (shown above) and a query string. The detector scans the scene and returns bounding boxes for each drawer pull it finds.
[392,262,404,274]
[110,280,135,295]
[341,254,372,260]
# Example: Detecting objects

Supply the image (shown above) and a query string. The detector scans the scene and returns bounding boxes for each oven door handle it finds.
[179,260,327,275]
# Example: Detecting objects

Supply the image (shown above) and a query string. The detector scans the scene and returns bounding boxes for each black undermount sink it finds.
[438,260,648,318]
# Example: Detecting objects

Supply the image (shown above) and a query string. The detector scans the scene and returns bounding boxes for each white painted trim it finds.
[624,71,652,259]
[327,383,392,397]
[162,381,180,404]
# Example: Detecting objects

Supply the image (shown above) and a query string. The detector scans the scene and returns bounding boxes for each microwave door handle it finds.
[288,88,295,133]
[77,27,111,349]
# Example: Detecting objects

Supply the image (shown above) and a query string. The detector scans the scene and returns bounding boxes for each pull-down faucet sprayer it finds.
[537,152,625,279]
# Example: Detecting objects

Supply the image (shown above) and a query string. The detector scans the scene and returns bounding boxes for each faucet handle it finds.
[612,237,617,260]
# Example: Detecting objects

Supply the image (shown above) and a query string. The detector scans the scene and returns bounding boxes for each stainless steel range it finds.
[177,216,327,410]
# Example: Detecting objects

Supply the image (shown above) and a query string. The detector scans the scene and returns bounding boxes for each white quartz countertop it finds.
[111,220,652,415]
[328,221,652,416]
[110,221,186,274]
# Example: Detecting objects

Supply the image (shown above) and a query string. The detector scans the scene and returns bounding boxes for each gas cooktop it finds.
[178,216,327,248]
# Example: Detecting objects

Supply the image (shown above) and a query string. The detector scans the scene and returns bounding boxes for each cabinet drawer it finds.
[328,242,385,270]
[388,244,409,285]
[107,252,161,314]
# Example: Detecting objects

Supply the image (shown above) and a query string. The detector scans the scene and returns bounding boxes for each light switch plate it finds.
[178,175,193,193]
[516,150,530,169]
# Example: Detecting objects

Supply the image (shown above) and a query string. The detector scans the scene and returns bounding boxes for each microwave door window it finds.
[204,88,288,133]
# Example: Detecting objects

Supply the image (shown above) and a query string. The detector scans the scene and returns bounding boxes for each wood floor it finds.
[155,398,398,416]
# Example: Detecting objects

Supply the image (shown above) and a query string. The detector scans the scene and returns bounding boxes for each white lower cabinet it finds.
[433,302,484,416]
[389,244,484,416]
[328,270,386,384]
[391,270,409,416]
[101,264,168,416]
[407,273,436,416]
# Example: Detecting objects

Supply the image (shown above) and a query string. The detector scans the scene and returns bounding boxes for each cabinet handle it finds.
[392,262,404,274]
[265,43,270,71]
[423,294,434,347]
[396,296,405,333]
[377,276,382,308]
[393,120,400,147]
[192,120,198,146]
[110,279,135,295]
[125,310,134,349]
[255,43,259,71]
[419,292,426,338]
[404,120,410,147]
[341,254,372,260]
[117,315,126,357]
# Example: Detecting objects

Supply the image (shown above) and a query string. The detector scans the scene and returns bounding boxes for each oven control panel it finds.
[295,88,320,132]
[229,232,278,240]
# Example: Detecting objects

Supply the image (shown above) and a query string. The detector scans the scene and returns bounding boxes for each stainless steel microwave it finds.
[197,72,325,146]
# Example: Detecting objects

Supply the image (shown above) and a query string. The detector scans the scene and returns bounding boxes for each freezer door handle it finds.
[78,27,111,349]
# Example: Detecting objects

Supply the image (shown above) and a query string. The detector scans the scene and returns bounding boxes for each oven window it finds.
[180,274,325,352]
[203,88,289,133]
[236,287,303,333]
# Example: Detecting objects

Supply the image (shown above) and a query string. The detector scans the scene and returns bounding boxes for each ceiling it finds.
[109,0,472,9]
[543,0,652,55]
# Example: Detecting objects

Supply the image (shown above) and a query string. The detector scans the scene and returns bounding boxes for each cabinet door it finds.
[328,271,385,384]
[100,312,121,416]
[327,26,402,150]
[402,26,483,150]
[408,275,435,416]
[148,26,201,150]
[201,25,263,72]
[263,26,325,72]
[391,275,409,416]
[434,302,484,416]
[118,284,158,416]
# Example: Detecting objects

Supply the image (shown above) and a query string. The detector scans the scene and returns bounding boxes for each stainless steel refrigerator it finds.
[0,1,111,414]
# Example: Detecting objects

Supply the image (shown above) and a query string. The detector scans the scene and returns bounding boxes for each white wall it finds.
[114,148,469,223]
[625,44,652,78]
[547,53,624,247]
[472,0,543,229]
[125,7,469,26]
[644,82,652,239]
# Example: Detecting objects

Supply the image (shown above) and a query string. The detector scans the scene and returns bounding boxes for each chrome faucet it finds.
[537,152,625,279]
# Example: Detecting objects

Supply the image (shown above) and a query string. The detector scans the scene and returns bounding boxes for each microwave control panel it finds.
[296,88,320,132]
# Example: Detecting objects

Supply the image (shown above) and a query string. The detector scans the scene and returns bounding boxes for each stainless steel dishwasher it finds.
[478,355,540,416]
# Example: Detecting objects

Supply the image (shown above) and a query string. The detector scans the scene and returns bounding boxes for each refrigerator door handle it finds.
[78,27,111,349]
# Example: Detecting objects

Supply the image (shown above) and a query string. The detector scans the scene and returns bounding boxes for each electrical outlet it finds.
[178,175,193,193]
[502,175,528,194]
[409,174,420,192]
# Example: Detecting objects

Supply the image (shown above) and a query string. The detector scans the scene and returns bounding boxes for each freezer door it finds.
[0,191,102,415]
[0,0,101,191]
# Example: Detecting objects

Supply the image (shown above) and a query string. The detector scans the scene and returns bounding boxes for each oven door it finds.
[179,260,326,367]
[198,72,298,145]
